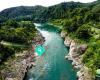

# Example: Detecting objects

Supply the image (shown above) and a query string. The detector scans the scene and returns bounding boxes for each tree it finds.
[76,24,91,39]
[63,19,79,33]
[5,19,18,28]
[63,19,72,32]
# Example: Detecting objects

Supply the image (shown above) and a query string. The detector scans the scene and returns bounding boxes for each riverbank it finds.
[60,31,92,80]
[0,31,45,80]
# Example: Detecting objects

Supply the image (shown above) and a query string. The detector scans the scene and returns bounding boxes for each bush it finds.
[76,24,91,39]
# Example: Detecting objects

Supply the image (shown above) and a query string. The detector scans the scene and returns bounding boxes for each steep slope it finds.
[0,0,99,22]
[0,6,46,22]
[38,1,90,20]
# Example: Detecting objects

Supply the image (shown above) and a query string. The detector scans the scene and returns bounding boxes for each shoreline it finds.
[0,24,92,80]
[23,31,45,80]
[0,31,45,80]
[60,30,92,80]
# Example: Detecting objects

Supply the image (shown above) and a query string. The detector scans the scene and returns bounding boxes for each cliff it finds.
[61,31,92,80]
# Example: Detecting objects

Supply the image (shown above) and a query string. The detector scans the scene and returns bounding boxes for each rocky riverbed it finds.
[61,31,92,80]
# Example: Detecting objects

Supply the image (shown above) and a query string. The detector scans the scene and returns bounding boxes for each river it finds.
[25,23,77,80]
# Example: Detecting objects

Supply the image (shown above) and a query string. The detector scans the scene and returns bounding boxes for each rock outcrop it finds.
[0,51,36,80]
[61,31,92,80]
[61,31,67,38]
[64,37,84,70]
[0,32,45,80]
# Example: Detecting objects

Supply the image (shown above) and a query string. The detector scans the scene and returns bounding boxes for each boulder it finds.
[5,78,18,80]
[61,31,67,38]
[78,44,87,54]
[64,37,71,46]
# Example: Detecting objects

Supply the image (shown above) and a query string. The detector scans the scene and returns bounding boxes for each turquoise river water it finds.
[25,23,77,80]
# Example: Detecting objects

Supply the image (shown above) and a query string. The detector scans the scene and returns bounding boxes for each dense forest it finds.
[49,0,100,78]
[0,0,100,79]
[0,20,36,63]
[0,0,100,22]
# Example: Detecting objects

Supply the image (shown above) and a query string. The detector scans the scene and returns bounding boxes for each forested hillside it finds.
[0,0,99,22]
[0,6,46,22]
[0,0,100,79]
[49,0,100,78]
[0,20,37,63]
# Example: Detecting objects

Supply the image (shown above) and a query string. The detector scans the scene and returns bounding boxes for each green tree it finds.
[76,24,91,39]
[5,19,18,28]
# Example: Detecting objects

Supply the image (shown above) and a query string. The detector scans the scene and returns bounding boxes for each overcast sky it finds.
[0,0,96,11]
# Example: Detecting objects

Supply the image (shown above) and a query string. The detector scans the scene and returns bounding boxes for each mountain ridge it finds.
[0,0,99,22]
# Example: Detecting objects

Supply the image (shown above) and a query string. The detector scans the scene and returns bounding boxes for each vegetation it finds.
[0,20,36,63]
[48,0,100,78]
[0,6,46,23]
[0,1,99,22]
[0,0,100,79]
[82,40,100,76]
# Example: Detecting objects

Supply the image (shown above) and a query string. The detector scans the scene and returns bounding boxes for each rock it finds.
[21,59,26,65]
[74,65,83,69]
[64,37,71,46]
[65,55,72,60]
[65,55,68,59]
[77,71,82,77]
[72,61,76,66]
[61,30,89,80]
[77,44,87,54]
[5,78,18,80]
[77,66,93,80]
[61,31,67,38]
[70,40,76,48]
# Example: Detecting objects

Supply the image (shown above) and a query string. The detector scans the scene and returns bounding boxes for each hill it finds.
[0,0,100,22]
[0,5,46,22]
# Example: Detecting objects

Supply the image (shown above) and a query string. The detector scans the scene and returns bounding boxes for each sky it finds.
[0,0,97,11]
